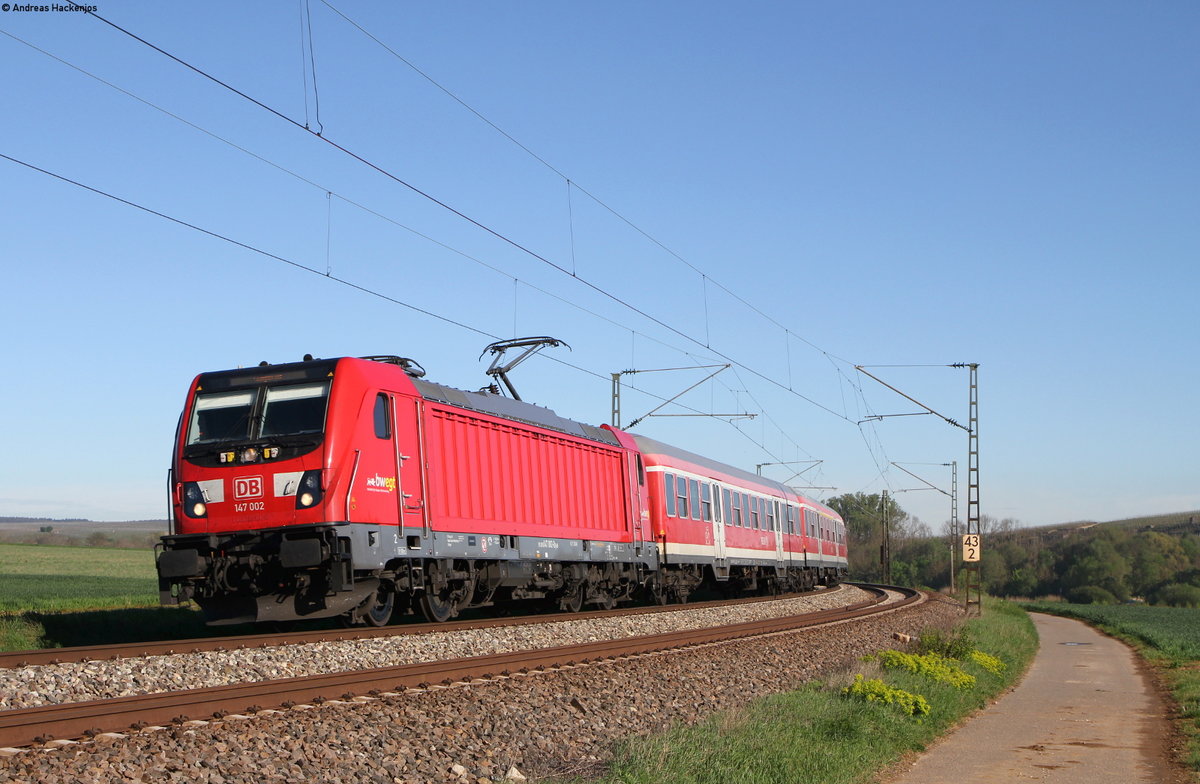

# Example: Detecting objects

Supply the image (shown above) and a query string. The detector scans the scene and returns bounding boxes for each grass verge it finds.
[1022,601,1200,774]
[562,599,1037,784]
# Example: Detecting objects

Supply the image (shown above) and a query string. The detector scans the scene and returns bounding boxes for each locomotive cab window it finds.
[188,390,254,445]
[373,393,390,439]
[260,383,330,438]
[185,380,330,452]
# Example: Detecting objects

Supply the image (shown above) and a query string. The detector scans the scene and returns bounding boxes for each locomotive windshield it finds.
[187,381,330,446]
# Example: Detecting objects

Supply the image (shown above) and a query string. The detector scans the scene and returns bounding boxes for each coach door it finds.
[773,500,785,565]
[710,483,727,561]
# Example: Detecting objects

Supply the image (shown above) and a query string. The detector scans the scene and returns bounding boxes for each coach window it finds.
[749,497,759,530]
[373,394,390,439]
[689,479,701,521]
[767,501,777,532]
[701,483,713,522]
[731,493,741,526]
[722,488,732,525]
[676,477,689,518]
[714,487,723,523]
[664,474,676,517]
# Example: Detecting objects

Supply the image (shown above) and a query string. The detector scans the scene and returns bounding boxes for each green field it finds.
[1023,601,1200,772]
[0,542,198,651]
[0,542,159,613]
[1020,602,1200,659]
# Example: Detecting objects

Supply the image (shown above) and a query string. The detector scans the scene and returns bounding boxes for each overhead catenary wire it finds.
[0,150,731,429]
[315,0,857,368]
[0,27,720,370]
[36,6,925,499]
[6,24,783,453]
[63,4,859,427]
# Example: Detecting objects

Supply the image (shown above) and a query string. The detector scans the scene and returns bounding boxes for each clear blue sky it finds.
[2,1,1197,528]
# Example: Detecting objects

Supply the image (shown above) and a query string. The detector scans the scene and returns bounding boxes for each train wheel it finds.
[418,590,456,623]
[361,589,395,627]
[558,585,585,613]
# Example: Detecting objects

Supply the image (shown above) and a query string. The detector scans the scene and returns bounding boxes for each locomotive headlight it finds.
[182,482,209,518]
[295,470,324,509]
[239,447,259,463]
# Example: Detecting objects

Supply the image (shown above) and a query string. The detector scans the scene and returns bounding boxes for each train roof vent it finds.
[361,356,426,377]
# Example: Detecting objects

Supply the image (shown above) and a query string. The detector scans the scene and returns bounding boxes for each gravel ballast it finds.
[1,586,870,711]
[0,591,962,784]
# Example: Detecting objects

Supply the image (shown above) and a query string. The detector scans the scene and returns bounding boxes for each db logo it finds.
[234,476,264,499]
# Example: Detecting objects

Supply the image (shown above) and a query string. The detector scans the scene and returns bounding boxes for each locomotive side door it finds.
[628,452,647,554]
[391,394,428,538]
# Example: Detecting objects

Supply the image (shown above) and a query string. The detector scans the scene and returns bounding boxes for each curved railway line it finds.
[0,585,920,751]
[0,588,855,670]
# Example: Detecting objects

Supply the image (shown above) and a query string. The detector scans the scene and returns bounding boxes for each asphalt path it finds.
[887,612,1186,784]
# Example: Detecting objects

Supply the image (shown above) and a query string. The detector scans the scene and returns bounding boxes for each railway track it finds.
[0,587,847,669]
[0,585,919,750]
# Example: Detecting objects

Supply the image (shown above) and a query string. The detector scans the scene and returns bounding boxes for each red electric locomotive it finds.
[156,354,846,625]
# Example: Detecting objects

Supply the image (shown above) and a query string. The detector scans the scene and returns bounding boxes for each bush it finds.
[1152,583,1200,608]
[968,649,1007,675]
[842,674,931,717]
[916,626,975,659]
[874,650,976,688]
[1065,585,1118,605]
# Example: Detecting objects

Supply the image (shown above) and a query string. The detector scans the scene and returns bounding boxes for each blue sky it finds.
[1,1,1196,528]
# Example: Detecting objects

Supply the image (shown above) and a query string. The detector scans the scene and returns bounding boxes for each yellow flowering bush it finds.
[969,649,1007,675]
[842,674,931,717]
[872,649,976,689]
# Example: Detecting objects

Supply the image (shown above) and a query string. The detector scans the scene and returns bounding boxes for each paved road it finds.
[887,612,1185,784]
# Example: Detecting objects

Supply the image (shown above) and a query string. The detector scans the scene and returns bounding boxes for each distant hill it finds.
[0,516,168,525]
[1023,510,1200,538]
[0,518,167,549]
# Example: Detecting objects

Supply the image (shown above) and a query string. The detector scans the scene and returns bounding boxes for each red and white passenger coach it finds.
[156,355,847,625]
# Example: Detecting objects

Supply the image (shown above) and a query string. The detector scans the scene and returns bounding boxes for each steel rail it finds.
[0,586,919,749]
[0,587,853,669]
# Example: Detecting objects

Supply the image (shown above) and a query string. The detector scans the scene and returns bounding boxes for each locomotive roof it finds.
[410,376,621,447]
